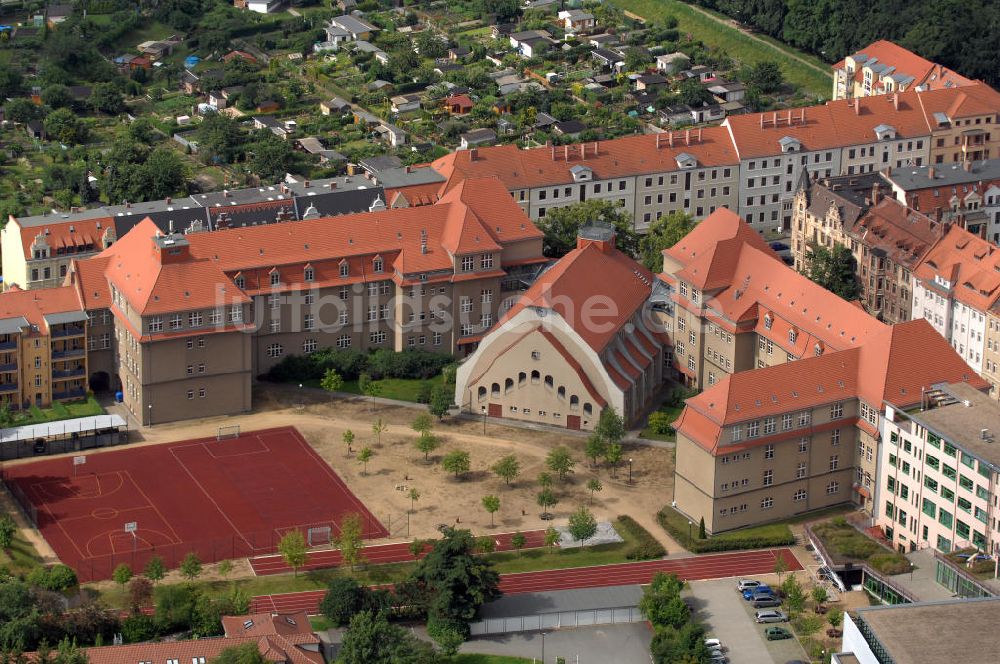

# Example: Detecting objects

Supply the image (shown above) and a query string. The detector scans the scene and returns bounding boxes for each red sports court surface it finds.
[3,426,386,582]
[250,548,801,614]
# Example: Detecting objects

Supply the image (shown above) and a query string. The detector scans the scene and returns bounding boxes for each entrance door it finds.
[488,403,501,418]
[567,415,581,430]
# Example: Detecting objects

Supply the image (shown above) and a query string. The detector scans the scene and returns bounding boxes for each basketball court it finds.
[2,426,387,581]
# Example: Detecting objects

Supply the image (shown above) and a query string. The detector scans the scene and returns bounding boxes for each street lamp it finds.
[147,403,152,427]
[541,631,547,663]
[688,520,693,548]
[481,405,487,435]
[628,458,633,484]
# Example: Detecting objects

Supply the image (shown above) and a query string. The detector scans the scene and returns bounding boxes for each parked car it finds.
[709,655,728,664]
[737,579,763,592]
[755,610,789,623]
[704,638,723,650]
[765,626,793,641]
[752,596,783,608]
[745,586,774,600]
[770,241,790,251]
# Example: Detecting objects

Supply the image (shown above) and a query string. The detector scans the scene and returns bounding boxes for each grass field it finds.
[0,530,45,576]
[299,375,447,403]
[610,0,831,99]
[9,394,105,427]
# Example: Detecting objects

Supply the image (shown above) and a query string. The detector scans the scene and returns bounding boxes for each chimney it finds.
[169,219,175,234]
[854,99,861,115]
[963,160,972,172]
[656,133,661,149]
[564,145,569,161]
[405,165,411,173]
[928,166,935,180]
[872,181,881,205]
[668,132,674,147]
[469,148,479,161]
[280,183,289,194]
[165,196,172,205]
[223,189,230,198]
[892,93,899,110]
[697,128,702,142]
[551,145,556,160]
[593,141,599,155]
[304,179,311,188]
[685,128,690,146]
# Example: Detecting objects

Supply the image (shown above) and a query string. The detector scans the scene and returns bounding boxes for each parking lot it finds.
[689,578,810,664]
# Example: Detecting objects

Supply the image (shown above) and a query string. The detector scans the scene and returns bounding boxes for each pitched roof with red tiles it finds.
[916,82,1000,122]
[913,223,1000,312]
[835,41,936,84]
[499,236,654,352]
[89,178,541,315]
[431,126,740,191]
[16,215,113,260]
[0,285,84,332]
[222,612,312,638]
[675,318,986,455]
[850,197,943,270]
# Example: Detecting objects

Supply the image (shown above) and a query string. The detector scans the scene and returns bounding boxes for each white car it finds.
[704,638,723,650]
[737,579,763,592]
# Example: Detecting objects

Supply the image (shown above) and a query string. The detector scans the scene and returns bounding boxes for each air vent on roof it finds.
[243,620,254,630]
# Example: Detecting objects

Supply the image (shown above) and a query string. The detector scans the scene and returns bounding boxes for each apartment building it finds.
[878,382,1000,555]
[455,225,667,430]
[910,224,1000,392]
[1,175,387,290]
[0,285,89,411]
[432,129,742,233]
[68,177,546,424]
[832,40,973,101]
[430,83,1000,234]
[660,207,886,393]
[883,158,1000,242]
[791,173,944,324]
[672,318,984,533]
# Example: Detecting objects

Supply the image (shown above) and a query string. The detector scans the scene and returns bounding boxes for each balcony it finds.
[0,383,18,394]
[53,387,86,401]
[52,367,86,380]
[51,347,85,360]
[0,340,16,351]
[0,363,16,373]
[51,325,85,338]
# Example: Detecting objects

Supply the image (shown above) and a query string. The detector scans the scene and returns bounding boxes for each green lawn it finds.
[452,656,533,664]
[659,505,795,553]
[811,518,911,575]
[299,375,446,403]
[610,0,831,98]
[0,530,45,576]
[9,394,105,428]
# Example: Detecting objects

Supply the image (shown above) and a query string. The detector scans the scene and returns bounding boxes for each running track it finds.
[250,548,800,613]
[249,530,548,575]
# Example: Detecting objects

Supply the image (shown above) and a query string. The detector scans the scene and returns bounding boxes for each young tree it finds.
[359,373,381,410]
[217,559,233,581]
[782,575,806,613]
[481,495,500,527]
[584,433,607,468]
[408,538,426,559]
[144,555,165,585]
[811,585,829,608]
[112,563,133,591]
[605,443,624,477]
[586,478,603,504]
[491,454,520,486]
[510,532,526,556]
[698,516,706,540]
[475,535,496,554]
[827,607,844,630]
[413,431,439,462]
[568,506,598,542]
[337,514,366,570]
[537,471,554,489]
[411,412,433,435]
[342,429,355,457]
[546,447,576,482]
[428,385,452,419]
[358,446,374,475]
[773,555,789,584]
[127,576,153,612]
[180,552,202,581]
[536,487,558,518]
[596,407,626,447]
[543,526,560,553]
[408,487,421,513]
[371,418,387,446]
[0,514,17,550]
[278,530,308,577]
[320,368,344,394]
[442,449,471,479]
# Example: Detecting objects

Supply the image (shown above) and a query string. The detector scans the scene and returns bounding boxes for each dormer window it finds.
[373,257,384,273]
[814,342,824,357]
[778,136,800,153]
[461,255,475,272]
[234,275,245,289]
[789,328,798,343]
[304,266,314,282]
[270,271,280,287]
[339,260,349,278]
[764,313,773,330]
[873,124,897,141]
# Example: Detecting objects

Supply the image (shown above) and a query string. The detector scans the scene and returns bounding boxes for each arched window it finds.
[531,370,540,384]
[478,386,487,401]
[491,382,500,397]
[544,375,554,389]
[557,386,566,400]
[518,372,527,386]
[504,378,514,393]
[570,395,580,410]
[584,403,593,416]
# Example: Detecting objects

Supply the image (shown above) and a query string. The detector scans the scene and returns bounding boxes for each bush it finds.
[264,349,453,383]
[868,552,912,575]
[27,564,78,591]
[646,411,674,434]
[121,613,157,643]
[657,506,795,553]
[616,515,666,560]
[792,613,823,636]
[801,638,826,661]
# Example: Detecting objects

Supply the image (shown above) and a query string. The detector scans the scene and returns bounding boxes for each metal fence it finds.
[469,607,643,636]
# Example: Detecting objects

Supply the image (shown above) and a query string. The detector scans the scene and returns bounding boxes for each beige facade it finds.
[0,215,114,291]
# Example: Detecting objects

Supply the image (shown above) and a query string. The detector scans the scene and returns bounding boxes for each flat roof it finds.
[854,596,1000,664]
[903,382,1000,468]
[885,158,1000,191]
[0,414,127,444]
[479,585,643,619]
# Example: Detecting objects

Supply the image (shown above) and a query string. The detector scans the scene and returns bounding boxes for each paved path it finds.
[249,529,548,575]
[250,548,801,614]
[691,578,775,664]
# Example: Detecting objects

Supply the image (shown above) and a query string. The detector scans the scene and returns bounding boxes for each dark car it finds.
[770,241,790,251]
[753,596,783,608]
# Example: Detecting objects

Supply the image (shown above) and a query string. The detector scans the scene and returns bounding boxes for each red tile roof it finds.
[500,236,654,352]
[831,41,971,91]
[0,284,84,332]
[17,216,113,260]
[915,82,1000,121]
[850,197,943,270]
[431,127,740,191]
[222,612,313,638]
[913,224,1000,312]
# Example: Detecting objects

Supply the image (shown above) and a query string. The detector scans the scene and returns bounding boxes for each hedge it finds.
[616,515,666,560]
[657,506,795,553]
[264,348,455,383]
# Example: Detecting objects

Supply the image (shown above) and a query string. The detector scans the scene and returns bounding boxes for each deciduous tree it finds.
[546,446,575,482]
[491,454,520,485]
[481,495,500,527]
[442,449,471,478]
[278,530,307,577]
[568,506,597,541]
